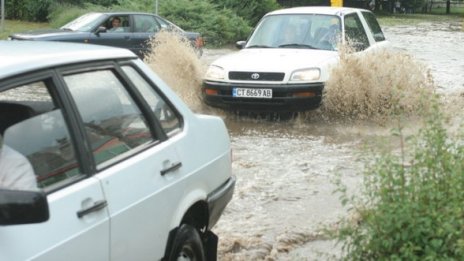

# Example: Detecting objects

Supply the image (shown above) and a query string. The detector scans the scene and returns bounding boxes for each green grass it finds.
[0,20,49,40]
[430,6,464,15]
[378,13,464,26]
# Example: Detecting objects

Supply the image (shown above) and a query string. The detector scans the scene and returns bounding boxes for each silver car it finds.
[0,41,234,261]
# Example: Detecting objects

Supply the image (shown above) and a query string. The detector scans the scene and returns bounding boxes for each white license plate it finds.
[232,88,272,98]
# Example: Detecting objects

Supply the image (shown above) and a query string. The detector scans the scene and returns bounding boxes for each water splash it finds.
[320,45,436,124]
[143,31,210,114]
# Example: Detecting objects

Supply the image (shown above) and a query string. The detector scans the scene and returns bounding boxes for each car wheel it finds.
[168,224,206,261]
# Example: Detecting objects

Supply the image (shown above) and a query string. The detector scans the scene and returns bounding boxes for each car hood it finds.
[211,48,339,73]
[10,29,88,40]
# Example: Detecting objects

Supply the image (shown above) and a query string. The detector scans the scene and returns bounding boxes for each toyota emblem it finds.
[251,73,260,80]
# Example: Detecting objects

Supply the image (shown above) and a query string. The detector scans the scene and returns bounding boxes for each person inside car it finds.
[109,16,124,32]
[0,134,37,190]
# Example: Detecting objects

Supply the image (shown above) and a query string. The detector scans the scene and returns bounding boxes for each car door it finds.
[87,15,134,52]
[0,76,109,261]
[131,14,162,57]
[61,64,185,260]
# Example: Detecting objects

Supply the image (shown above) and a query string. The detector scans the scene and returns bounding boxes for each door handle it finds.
[160,162,182,176]
[77,200,107,218]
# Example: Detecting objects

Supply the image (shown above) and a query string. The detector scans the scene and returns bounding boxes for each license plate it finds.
[232,88,272,98]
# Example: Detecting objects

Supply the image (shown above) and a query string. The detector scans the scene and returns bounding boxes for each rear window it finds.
[63,69,154,169]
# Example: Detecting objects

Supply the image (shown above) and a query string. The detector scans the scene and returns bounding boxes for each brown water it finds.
[145,21,464,260]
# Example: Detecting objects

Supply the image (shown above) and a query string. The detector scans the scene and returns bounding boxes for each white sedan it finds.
[0,40,234,261]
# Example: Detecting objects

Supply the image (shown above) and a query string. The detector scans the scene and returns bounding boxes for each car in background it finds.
[0,40,234,261]
[202,6,390,113]
[8,12,204,58]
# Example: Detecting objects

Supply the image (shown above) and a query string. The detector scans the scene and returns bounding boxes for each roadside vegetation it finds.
[334,101,464,259]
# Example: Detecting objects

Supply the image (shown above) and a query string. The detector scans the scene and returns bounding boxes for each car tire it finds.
[168,224,206,261]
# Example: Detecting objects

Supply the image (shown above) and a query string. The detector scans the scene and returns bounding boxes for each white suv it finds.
[202,7,390,113]
[0,41,235,261]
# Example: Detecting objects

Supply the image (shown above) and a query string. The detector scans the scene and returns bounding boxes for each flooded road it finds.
[147,20,464,260]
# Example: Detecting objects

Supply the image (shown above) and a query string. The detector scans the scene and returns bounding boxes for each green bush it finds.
[336,103,464,260]
[5,0,51,21]
[158,0,252,46]
[214,0,281,26]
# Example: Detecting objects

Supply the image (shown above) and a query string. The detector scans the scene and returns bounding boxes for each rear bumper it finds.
[202,81,323,112]
[207,176,236,229]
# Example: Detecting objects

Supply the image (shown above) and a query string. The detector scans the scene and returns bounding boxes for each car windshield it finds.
[61,13,106,32]
[246,14,341,51]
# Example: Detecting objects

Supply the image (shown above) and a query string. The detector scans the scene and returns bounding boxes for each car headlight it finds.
[205,65,225,80]
[290,68,321,82]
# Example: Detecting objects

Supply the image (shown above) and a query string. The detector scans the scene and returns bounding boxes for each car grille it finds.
[229,71,285,81]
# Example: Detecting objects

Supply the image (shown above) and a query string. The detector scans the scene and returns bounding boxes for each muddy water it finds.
[146,21,464,260]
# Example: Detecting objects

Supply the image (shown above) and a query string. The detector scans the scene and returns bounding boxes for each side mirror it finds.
[95,26,107,35]
[0,189,49,225]
[235,41,246,49]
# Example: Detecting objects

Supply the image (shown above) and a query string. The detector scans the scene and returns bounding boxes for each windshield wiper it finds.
[247,45,273,48]
[61,27,74,31]
[278,43,317,49]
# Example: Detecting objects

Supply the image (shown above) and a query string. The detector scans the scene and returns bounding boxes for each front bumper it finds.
[207,176,236,229]
[202,81,324,112]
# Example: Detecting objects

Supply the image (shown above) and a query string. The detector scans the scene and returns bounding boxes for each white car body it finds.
[203,6,391,113]
[0,41,234,261]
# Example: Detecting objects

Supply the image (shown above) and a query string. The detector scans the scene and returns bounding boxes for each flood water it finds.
[146,21,464,260]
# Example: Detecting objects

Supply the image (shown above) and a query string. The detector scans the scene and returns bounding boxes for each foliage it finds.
[336,102,464,260]
[277,0,329,7]
[4,0,52,21]
[157,0,252,46]
[213,0,281,26]
[3,0,116,21]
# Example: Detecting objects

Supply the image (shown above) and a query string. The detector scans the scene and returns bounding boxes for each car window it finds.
[134,15,160,33]
[105,15,130,33]
[361,11,386,42]
[154,16,182,32]
[61,12,105,32]
[247,14,340,50]
[0,81,83,191]
[122,66,181,134]
[344,13,370,51]
[63,69,153,169]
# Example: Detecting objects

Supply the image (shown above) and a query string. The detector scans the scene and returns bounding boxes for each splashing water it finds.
[143,31,209,113]
[144,33,439,126]
[320,45,436,124]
